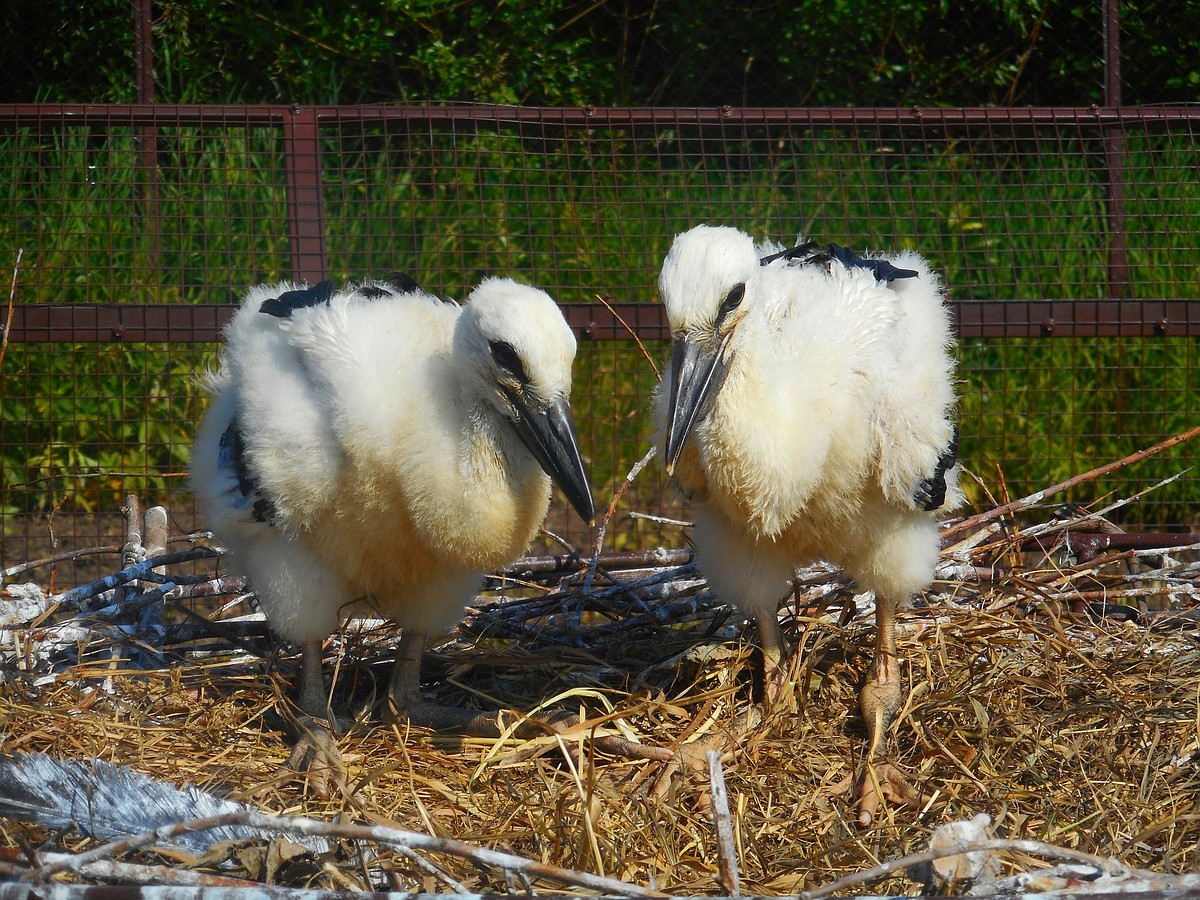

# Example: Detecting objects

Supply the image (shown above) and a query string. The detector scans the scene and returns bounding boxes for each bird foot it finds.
[539,708,674,762]
[829,758,919,825]
[762,657,791,710]
[281,714,349,799]
[650,704,763,801]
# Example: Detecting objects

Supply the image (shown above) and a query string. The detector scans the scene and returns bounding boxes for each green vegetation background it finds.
[2,1,1199,548]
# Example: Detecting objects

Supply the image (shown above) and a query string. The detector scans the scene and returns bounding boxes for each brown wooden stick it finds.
[586,445,658,589]
[944,424,1200,541]
[708,748,741,896]
[140,505,169,590]
[0,247,21,371]
[2,546,122,579]
[595,292,660,378]
[121,494,143,570]
[800,836,1153,900]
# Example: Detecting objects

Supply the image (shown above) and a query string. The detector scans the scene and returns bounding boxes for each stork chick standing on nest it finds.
[654,225,962,825]
[193,275,667,790]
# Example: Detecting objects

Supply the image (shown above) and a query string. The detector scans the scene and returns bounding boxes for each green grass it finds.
[3,118,1198,539]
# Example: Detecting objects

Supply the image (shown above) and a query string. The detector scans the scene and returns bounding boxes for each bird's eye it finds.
[489,340,528,382]
[717,283,745,324]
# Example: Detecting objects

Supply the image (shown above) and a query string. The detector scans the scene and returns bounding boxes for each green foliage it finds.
[2,342,214,518]
[4,2,1200,536]
[6,1,1199,106]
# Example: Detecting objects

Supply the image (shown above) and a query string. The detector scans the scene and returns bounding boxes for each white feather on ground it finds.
[653,224,962,825]
[0,752,328,853]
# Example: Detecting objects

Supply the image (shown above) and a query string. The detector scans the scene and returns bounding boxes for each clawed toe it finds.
[281,714,348,798]
[850,759,918,825]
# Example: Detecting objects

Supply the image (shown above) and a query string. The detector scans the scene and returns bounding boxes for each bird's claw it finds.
[829,758,918,825]
[281,715,348,799]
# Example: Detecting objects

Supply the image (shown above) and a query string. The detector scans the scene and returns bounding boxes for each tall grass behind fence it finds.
[3,107,1199,580]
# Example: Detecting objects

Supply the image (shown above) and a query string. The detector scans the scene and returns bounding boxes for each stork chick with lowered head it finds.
[654,225,962,825]
[192,275,666,791]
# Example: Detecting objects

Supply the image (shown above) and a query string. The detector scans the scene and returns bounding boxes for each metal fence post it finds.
[1102,0,1130,298]
[282,104,327,284]
[134,0,160,277]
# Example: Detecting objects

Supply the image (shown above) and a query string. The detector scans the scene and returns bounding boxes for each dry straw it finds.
[2,432,1200,895]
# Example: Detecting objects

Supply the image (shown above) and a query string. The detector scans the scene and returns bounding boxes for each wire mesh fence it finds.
[3,102,1198,585]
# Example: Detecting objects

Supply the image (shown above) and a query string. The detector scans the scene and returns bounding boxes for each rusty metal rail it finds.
[8,299,1200,344]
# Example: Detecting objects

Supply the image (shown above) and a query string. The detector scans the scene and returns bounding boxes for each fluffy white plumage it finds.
[191,275,596,778]
[654,224,962,824]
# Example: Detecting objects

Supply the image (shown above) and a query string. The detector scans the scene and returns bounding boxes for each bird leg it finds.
[384,632,672,762]
[282,638,347,797]
[755,605,789,708]
[853,594,916,825]
[382,631,510,734]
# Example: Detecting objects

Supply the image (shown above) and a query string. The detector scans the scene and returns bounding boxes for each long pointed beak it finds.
[663,334,731,476]
[508,391,596,526]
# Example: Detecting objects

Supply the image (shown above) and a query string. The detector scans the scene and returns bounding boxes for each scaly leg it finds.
[854,594,916,825]
[283,638,347,797]
[755,606,788,708]
[651,606,784,799]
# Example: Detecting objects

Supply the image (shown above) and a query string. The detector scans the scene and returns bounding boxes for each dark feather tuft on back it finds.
[760,241,918,283]
[259,280,335,317]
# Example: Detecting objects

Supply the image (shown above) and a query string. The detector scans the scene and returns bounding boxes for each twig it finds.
[166,574,249,599]
[594,292,660,378]
[586,445,658,591]
[708,749,740,896]
[11,470,191,490]
[121,494,143,569]
[3,545,122,579]
[2,852,259,886]
[53,547,220,611]
[799,837,1145,900]
[0,246,22,371]
[943,424,1200,541]
[629,511,694,528]
[391,844,470,893]
[22,810,670,897]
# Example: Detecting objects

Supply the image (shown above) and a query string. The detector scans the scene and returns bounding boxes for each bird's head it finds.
[657,225,759,475]
[456,278,596,525]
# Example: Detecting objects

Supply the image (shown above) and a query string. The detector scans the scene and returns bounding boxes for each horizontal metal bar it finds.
[6,300,1200,344]
[3,103,1200,130]
[7,304,234,343]
[955,299,1200,338]
[314,103,1200,128]
[0,103,292,126]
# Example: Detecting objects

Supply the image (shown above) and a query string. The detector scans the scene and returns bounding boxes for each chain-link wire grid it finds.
[3,103,1198,586]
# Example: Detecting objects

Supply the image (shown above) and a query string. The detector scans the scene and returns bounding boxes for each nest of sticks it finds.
[3,436,1200,897]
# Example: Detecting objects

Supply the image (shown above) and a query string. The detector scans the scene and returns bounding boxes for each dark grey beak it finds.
[508,391,596,526]
[663,334,731,476]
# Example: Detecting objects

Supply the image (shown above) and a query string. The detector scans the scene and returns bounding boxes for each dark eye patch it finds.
[489,340,528,383]
[717,283,745,324]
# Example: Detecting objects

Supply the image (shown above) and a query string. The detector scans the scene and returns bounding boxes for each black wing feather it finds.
[760,241,917,283]
[218,418,277,524]
[259,279,334,317]
[912,426,960,511]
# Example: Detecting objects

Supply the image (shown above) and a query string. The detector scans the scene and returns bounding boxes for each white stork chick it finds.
[191,275,608,781]
[654,225,962,825]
